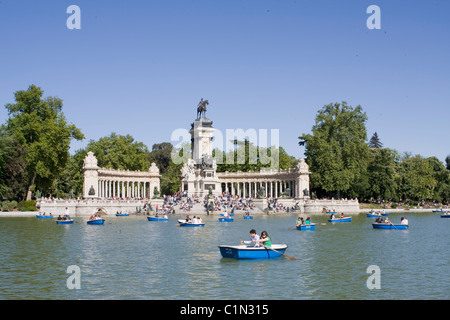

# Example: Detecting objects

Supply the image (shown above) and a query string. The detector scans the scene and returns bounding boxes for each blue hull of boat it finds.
[178,219,204,227]
[116,214,129,217]
[440,215,450,218]
[219,245,287,259]
[147,217,168,221]
[296,224,316,231]
[219,218,233,222]
[372,223,408,230]
[36,215,53,219]
[244,216,253,219]
[56,220,73,225]
[87,219,105,225]
[433,210,444,213]
[328,217,352,223]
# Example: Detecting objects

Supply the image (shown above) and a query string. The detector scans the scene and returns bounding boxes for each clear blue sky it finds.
[1,0,449,163]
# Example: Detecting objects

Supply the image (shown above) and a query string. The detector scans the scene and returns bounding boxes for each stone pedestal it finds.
[180,117,221,197]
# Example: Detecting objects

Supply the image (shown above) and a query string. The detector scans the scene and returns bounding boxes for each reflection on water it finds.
[0,212,449,299]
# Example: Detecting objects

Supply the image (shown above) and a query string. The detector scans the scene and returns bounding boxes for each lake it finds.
[0,212,448,300]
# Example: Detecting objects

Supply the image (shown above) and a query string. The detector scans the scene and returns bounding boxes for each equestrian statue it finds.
[196,98,209,119]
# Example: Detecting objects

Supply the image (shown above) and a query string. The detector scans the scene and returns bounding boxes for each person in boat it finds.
[185,215,191,223]
[163,213,168,220]
[241,229,260,247]
[192,216,198,224]
[375,216,383,223]
[384,217,391,224]
[65,207,70,220]
[197,216,203,224]
[57,215,62,220]
[254,230,272,248]
[340,213,345,219]
[330,213,335,220]
[400,217,408,225]
[296,217,303,226]
[305,217,311,225]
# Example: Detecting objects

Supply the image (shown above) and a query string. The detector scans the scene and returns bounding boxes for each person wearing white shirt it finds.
[241,229,261,247]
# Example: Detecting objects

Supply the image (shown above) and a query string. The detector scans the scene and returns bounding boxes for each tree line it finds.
[1,86,449,206]
[299,102,450,204]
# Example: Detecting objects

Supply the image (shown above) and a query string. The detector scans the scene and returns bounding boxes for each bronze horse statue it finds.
[196,99,209,119]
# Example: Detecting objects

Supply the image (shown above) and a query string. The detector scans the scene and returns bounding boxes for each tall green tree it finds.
[368,132,383,148]
[298,102,370,198]
[5,85,84,199]
[85,133,151,171]
[397,155,436,201]
[0,129,29,200]
[367,148,398,201]
[148,142,174,174]
[427,156,450,202]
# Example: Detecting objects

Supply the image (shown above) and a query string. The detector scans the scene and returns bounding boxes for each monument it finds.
[180,98,222,197]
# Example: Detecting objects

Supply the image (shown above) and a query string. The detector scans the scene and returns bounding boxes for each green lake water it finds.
[0,212,448,299]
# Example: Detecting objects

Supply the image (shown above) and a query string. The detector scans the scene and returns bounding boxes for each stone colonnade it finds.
[96,170,158,199]
[82,152,161,199]
[219,179,297,198]
[216,160,311,199]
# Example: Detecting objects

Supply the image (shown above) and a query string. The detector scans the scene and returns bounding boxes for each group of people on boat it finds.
[154,212,168,219]
[57,207,71,220]
[296,216,311,226]
[88,214,102,221]
[375,215,408,225]
[369,209,387,216]
[241,229,272,248]
[240,229,272,248]
[184,215,203,224]
[38,212,53,217]
[329,213,346,220]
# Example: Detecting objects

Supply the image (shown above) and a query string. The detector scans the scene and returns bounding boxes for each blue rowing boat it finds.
[328,217,352,223]
[177,219,204,227]
[219,218,233,222]
[87,219,105,225]
[296,224,316,231]
[244,216,253,219]
[56,219,73,225]
[36,215,53,219]
[116,213,129,217]
[367,213,389,218]
[147,216,168,221]
[441,214,450,218]
[218,244,288,259]
[372,223,408,230]
[433,210,444,213]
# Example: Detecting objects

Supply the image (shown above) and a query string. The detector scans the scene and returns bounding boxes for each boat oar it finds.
[264,246,297,261]
[389,222,398,230]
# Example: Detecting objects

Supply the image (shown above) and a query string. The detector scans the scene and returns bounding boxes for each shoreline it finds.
[0,208,445,217]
